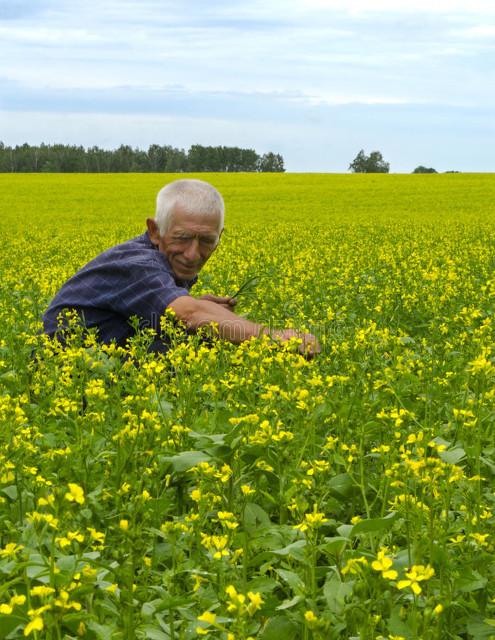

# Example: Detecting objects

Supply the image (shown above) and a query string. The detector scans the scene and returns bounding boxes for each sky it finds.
[0,0,494,172]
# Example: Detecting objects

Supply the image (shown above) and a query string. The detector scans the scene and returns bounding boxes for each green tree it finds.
[349,149,390,173]
[164,147,188,172]
[412,166,437,174]
[257,152,285,172]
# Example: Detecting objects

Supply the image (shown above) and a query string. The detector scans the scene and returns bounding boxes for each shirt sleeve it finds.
[107,259,190,332]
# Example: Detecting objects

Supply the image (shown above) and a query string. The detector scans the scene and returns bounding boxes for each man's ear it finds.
[146,218,160,246]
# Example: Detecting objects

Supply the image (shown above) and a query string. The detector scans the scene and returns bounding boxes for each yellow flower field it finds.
[1,173,495,639]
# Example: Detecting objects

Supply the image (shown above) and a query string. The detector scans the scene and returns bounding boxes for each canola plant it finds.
[0,173,495,639]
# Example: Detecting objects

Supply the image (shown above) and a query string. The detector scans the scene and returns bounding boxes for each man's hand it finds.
[271,329,321,358]
[199,294,237,310]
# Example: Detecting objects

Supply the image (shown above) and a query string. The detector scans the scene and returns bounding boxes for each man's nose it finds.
[183,238,200,261]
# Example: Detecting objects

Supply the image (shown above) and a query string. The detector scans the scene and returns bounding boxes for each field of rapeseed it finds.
[1,173,495,639]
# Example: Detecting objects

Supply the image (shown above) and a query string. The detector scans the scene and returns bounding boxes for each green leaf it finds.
[243,503,272,531]
[323,573,354,615]
[26,554,49,580]
[480,455,495,475]
[336,524,353,538]
[276,595,303,610]
[439,447,466,465]
[86,620,120,640]
[189,431,227,445]
[156,398,173,416]
[161,450,212,473]
[455,570,488,593]
[136,626,170,640]
[388,605,413,639]
[246,577,279,593]
[0,614,25,640]
[142,595,192,614]
[56,554,78,574]
[1,485,17,501]
[272,539,307,562]
[275,568,305,595]
[350,512,397,536]
[328,473,354,497]
[320,536,349,556]
[0,560,17,576]
[259,616,299,640]
[466,616,495,639]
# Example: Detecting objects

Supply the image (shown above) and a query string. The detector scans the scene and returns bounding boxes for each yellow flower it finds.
[397,565,435,595]
[241,484,254,495]
[216,464,232,483]
[341,556,368,576]
[28,605,51,617]
[246,591,263,615]
[30,586,55,597]
[371,549,398,580]
[68,531,84,542]
[54,590,81,611]
[24,617,44,636]
[64,483,85,505]
[0,542,24,558]
[201,534,230,559]
[294,505,328,532]
[119,519,129,531]
[119,482,131,494]
[226,584,246,612]
[192,574,207,592]
[224,585,263,617]
[470,533,490,546]
[55,536,72,549]
[87,527,105,545]
[304,610,319,629]
[197,611,216,624]
[217,511,239,530]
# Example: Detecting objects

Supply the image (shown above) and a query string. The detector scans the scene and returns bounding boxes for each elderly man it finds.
[43,179,320,355]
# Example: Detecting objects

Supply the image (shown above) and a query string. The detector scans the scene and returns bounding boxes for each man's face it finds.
[147,205,222,280]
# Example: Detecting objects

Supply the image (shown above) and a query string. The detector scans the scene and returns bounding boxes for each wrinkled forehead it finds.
[170,205,222,234]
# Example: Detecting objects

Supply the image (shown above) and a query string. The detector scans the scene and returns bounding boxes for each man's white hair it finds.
[155,179,225,235]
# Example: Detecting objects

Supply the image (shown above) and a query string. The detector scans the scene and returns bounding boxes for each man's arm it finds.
[168,295,320,355]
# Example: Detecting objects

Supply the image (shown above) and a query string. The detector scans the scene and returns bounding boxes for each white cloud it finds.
[292,92,410,106]
[0,25,104,46]
[303,0,495,13]
[455,24,495,38]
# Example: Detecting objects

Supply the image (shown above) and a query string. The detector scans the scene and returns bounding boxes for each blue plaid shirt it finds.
[43,232,197,346]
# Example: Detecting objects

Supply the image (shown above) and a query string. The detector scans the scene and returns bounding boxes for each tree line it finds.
[349,149,450,174]
[0,142,285,173]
